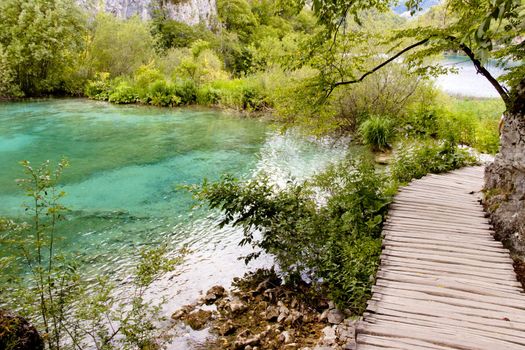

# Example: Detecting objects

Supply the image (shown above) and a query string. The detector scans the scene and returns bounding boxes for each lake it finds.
[436,55,506,98]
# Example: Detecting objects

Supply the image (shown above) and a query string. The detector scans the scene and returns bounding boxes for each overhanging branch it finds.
[454,39,511,109]
[322,38,429,101]
[322,35,511,111]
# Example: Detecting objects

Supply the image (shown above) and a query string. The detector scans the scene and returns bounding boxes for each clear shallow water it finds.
[436,55,506,98]
[0,99,348,347]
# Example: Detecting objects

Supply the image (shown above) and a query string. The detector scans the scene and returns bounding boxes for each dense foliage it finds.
[193,156,391,312]
[0,0,85,96]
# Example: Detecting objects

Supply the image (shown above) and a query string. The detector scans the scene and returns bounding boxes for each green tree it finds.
[217,0,258,42]
[0,0,86,96]
[86,13,155,77]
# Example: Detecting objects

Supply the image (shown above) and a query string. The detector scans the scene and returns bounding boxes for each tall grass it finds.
[359,116,395,151]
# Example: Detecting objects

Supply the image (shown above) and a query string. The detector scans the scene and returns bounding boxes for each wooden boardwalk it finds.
[356,166,525,350]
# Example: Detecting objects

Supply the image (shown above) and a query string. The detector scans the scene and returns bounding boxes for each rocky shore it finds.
[171,269,358,350]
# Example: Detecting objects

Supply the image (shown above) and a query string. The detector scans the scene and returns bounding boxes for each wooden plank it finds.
[381,256,518,282]
[389,203,485,217]
[384,221,494,233]
[383,229,501,246]
[376,270,524,298]
[366,299,525,330]
[357,322,520,350]
[363,307,525,339]
[387,216,491,229]
[380,251,515,273]
[381,260,520,285]
[383,229,502,246]
[383,228,497,242]
[362,317,525,347]
[371,289,525,319]
[375,279,525,309]
[382,246,514,265]
[380,265,523,290]
[357,334,452,350]
[382,237,509,256]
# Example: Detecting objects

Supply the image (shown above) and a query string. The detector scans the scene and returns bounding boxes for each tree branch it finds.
[455,40,511,109]
[322,35,512,111]
[322,38,429,101]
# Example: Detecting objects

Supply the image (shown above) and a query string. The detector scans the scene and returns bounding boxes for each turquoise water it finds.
[0,99,347,289]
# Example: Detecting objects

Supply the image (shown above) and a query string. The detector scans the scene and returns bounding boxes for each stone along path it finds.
[356,166,525,350]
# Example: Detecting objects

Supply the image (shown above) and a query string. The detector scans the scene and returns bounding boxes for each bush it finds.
[359,116,395,151]
[390,140,478,184]
[212,78,267,111]
[404,97,503,154]
[108,80,138,104]
[474,119,500,154]
[147,79,179,107]
[85,73,111,100]
[88,13,154,77]
[197,85,221,105]
[192,156,391,312]
[402,102,442,138]
[173,79,197,104]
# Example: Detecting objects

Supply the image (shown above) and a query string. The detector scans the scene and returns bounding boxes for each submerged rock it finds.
[185,310,212,330]
[0,309,44,350]
[204,285,226,305]
[228,297,248,315]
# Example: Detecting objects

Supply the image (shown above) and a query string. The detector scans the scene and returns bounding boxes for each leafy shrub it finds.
[108,80,138,104]
[147,79,179,107]
[173,79,197,104]
[438,111,477,145]
[404,97,503,154]
[402,102,442,138]
[474,119,499,154]
[151,18,216,51]
[197,85,221,105]
[192,156,391,312]
[212,78,267,111]
[88,13,154,77]
[390,140,478,184]
[134,64,164,91]
[359,116,395,151]
[85,73,112,100]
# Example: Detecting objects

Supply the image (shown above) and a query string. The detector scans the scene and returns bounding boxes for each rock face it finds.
[484,79,525,259]
[0,310,44,350]
[77,0,217,25]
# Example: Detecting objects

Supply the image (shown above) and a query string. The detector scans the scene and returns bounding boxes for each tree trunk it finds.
[484,78,525,256]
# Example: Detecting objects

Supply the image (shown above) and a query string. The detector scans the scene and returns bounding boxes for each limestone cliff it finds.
[78,0,217,26]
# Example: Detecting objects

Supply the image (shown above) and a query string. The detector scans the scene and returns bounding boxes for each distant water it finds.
[0,99,348,325]
[436,55,506,98]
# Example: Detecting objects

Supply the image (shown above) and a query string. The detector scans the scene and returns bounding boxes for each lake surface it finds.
[436,55,506,98]
[0,99,347,347]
